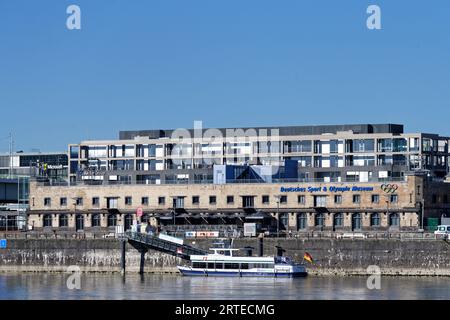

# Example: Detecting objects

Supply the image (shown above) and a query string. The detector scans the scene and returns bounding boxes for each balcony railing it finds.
[35,176,409,187]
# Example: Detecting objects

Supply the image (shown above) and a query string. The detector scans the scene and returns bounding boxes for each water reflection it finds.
[0,273,449,300]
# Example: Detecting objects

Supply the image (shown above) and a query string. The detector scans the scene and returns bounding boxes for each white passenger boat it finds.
[177,248,307,278]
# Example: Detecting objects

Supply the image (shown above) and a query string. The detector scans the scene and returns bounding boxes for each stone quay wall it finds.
[0,238,449,276]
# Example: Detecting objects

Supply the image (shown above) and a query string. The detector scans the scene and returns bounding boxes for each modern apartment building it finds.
[68,124,450,185]
[24,123,450,235]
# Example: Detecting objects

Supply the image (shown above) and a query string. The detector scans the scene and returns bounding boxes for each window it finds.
[44,198,51,207]
[192,262,207,269]
[192,196,200,205]
[92,197,100,207]
[43,214,52,227]
[141,197,149,206]
[75,215,84,231]
[372,194,379,203]
[209,196,217,205]
[76,197,83,206]
[390,195,398,203]
[279,213,289,230]
[141,214,149,224]
[353,195,361,204]
[242,196,255,208]
[314,196,327,207]
[227,196,234,204]
[262,195,270,204]
[59,214,68,227]
[107,214,117,227]
[432,194,437,204]
[333,213,343,227]
[351,213,362,231]
[124,214,133,231]
[370,213,380,226]
[60,197,67,207]
[279,196,287,204]
[125,196,132,206]
[314,213,324,227]
[106,197,118,209]
[173,197,185,209]
[91,214,101,227]
[298,195,305,204]
[297,213,307,230]
[158,197,165,205]
[389,213,400,226]
[334,195,342,204]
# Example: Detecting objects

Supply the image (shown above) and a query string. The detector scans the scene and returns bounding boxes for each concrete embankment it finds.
[0,238,449,276]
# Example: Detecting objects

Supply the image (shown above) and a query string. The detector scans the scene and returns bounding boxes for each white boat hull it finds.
[177,265,307,278]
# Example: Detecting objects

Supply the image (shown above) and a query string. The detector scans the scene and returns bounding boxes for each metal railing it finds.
[125,231,208,259]
[0,230,447,241]
[36,176,409,187]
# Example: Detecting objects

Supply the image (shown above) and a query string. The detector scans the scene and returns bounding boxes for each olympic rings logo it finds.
[381,184,398,193]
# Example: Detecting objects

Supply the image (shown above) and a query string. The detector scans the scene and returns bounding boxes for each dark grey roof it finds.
[119,124,404,140]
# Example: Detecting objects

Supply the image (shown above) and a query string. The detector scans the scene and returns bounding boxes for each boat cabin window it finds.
[192,262,207,269]
[240,263,249,269]
[215,263,223,269]
[224,263,240,269]
[207,263,215,269]
[249,263,274,269]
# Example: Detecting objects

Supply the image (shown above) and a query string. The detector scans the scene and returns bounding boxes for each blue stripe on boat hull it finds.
[178,269,307,278]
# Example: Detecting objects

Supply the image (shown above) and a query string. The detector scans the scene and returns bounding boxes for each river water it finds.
[0,273,449,300]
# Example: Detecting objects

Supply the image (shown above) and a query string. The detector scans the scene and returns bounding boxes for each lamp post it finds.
[421,198,425,231]
[275,195,280,238]
[385,199,389,230]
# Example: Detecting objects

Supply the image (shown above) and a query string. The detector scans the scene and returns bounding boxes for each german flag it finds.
[303,252,313,264]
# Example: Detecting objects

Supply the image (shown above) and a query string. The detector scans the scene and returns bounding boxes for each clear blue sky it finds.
[0,0,449,152]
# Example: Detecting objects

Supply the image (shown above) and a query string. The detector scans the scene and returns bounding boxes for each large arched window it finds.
[297,213,307,230]
[279,213,289,230]
[59,214,68,227]
[352,213,362,231]
[75,214,84,231]
[389,213,400,226]
[107,214,117,227]
[314,213,324,227]
[370,213,380,226]
[141,214,149,224]
[124,214,133,231]
[333,213,343,227]
[91,214,101,227]
[43,214,53,227]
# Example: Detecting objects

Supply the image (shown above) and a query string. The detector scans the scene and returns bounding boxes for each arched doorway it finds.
[75,214,84,231]
[351,213,362,231]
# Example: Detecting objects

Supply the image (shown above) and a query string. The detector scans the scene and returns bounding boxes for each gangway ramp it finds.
[125,231,208,261]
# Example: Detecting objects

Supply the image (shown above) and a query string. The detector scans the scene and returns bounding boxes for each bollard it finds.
[120,240,126,275]
[258,236,263,257]
[139,249,147,274]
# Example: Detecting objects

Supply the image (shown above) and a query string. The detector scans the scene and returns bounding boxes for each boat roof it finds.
[190,255,275,263]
